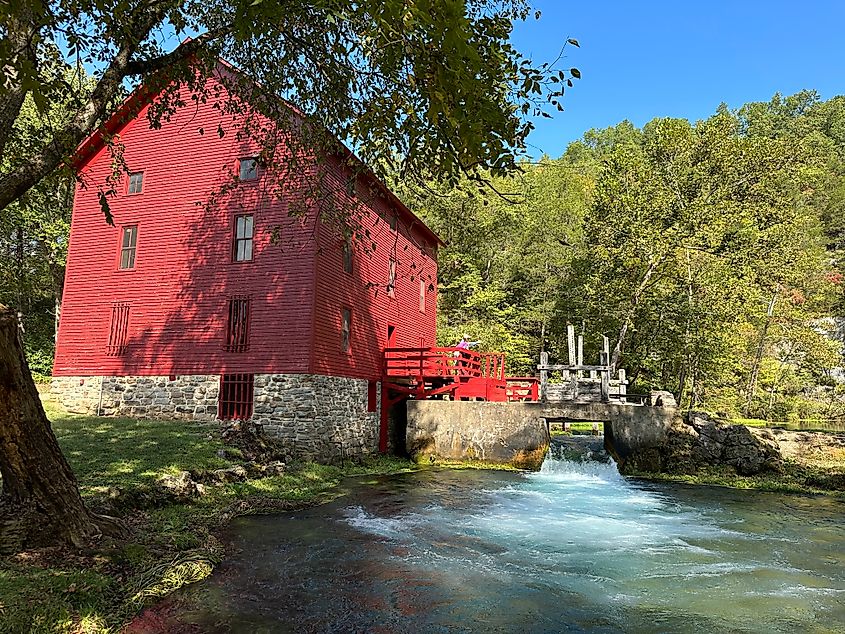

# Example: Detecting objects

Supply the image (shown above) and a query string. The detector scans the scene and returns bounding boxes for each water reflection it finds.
[174,459,845,633]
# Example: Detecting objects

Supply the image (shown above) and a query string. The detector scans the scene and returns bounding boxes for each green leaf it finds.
[570,68,581,79]
[567,38,580,47]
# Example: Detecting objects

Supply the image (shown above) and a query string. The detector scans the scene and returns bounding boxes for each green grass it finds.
[0,400,415,633]
[550,422,602,436]
[728,416,845,432]
[627,460,845,496]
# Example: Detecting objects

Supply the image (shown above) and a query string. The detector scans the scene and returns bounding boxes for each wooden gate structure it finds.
[538,325,636,404]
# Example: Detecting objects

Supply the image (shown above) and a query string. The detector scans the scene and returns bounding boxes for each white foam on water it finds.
[340,505,422,540]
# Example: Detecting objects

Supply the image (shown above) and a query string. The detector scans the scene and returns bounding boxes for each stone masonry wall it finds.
[51,375,220,421]
[253,374,380,462]
[52,373,380,462]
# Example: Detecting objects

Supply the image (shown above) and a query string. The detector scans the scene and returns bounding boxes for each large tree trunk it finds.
[0,304,118,553]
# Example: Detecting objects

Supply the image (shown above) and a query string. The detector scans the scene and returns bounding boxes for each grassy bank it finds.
[0,401,416,633]
[628,432,845,496]
[627,463,845,495]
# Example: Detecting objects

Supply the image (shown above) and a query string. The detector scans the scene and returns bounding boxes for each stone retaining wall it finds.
[51,374,380,462]
[406,400,550,470]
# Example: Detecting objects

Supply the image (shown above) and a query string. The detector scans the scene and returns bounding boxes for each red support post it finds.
[379,383,389,453]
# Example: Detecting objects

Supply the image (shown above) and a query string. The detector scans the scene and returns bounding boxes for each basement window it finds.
[233,214,254,262]
[218,373,254,420]
[127,171,144,194]
[367,380,378,412]
[226,297,250,352]
[239,157,258,181]
[341,307,352,353]
[106,303,130,356]
[119,225,137,269]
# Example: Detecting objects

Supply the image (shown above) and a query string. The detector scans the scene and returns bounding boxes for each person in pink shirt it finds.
[454,334,481,374]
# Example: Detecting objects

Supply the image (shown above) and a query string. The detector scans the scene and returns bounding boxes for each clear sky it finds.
[510,0,845,158]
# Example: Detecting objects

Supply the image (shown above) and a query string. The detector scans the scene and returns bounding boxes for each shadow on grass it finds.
[49,408,230,497]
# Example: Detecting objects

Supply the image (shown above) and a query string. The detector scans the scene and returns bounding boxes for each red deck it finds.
[379,347,539,451]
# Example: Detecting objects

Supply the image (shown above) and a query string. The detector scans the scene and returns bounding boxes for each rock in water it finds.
[621,412,783,476]
[550,435,610,463]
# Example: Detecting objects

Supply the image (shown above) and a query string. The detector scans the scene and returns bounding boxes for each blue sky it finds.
[511,0,845,158]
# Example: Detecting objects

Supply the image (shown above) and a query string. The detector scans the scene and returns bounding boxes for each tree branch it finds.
[0,5,40,161]
[0,5,169,214]
[123,26,231,76]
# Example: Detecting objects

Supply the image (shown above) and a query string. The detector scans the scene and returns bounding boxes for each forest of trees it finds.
[404,91,845,420]
[3,91,844,424]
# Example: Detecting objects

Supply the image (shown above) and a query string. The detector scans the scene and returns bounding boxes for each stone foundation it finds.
[51,375,219,421]
[51,373,380,462]
[253,374,379,461]
[406,400,550,470]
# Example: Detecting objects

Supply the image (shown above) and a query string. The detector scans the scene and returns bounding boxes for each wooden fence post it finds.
[618,368,627,402]
[539,351,549,402]
[599,350,609,402]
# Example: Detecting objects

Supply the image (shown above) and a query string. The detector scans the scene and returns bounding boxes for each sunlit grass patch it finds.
[0,564,116,634]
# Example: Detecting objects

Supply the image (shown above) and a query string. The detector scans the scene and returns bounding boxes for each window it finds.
[119,225,137,269]
[226,297,250,352]
[239,157,258,181]
[342,238,353,274]
[341,307,351,353]
[367,380,378,412]
[419,278,426,313]
[128,172,144,194]
[218,373,254,420]
[387,259,396,298]
[106,303,130,356]
[233,214,254,262]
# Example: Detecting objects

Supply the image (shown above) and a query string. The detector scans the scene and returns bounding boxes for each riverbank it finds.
[0,401,417,634]
[4,405,843,632]
[626,425,845,495]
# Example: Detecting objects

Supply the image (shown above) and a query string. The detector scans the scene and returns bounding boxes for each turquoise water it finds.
[176,459,845,633]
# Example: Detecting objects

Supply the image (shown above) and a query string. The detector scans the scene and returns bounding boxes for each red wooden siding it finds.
[310,154,438,380]
[54,70,438,381]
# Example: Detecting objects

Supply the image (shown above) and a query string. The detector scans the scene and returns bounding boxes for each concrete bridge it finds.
[405,399,679,470]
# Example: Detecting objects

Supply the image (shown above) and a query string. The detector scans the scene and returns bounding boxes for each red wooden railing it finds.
[506,376,540,402]
[383,347,506,380]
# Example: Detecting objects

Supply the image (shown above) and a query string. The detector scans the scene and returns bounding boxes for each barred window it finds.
[106,303,130,356]
[226,297,250,352]
[128,172,144,194]
[341,307,351,353]
[119,225,137,269]
[233,214,254,262]
[218,373,254,420]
